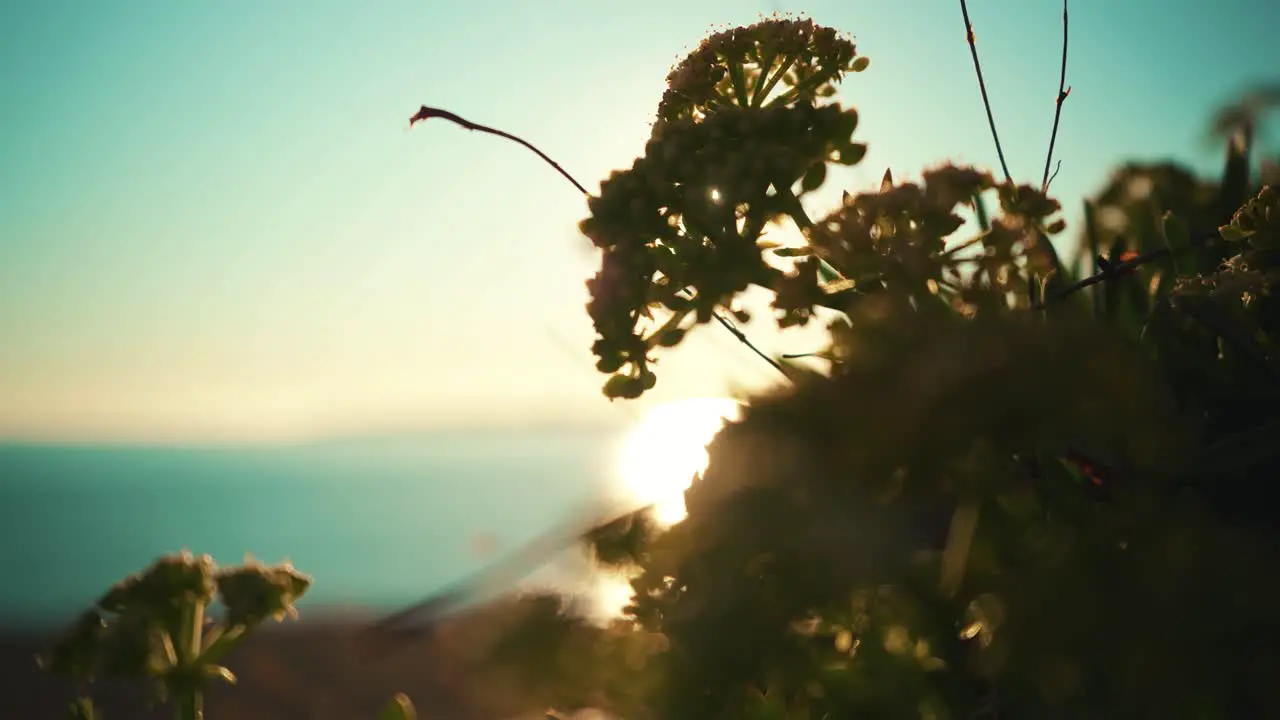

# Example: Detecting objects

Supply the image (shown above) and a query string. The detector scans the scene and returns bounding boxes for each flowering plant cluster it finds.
[581,17,1079,401]
[436,12,1280,719]
[39,553,415,720]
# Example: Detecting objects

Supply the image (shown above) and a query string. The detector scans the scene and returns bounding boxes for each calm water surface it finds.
[0,428,626,629]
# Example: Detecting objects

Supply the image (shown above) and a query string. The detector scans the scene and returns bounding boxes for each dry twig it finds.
[1041,1,1072,191]
[958,0,1014,183]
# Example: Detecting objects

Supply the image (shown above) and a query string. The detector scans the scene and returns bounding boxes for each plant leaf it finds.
[801,161,828,192]
[378,693,417,720]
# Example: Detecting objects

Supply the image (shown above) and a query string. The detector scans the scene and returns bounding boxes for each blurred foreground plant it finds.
[39,552,417,720]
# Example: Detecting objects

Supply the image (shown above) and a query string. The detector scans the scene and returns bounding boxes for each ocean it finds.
[0,427,630,631]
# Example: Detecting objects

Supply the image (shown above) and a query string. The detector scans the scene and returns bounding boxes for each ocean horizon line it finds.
[0,420,632,452]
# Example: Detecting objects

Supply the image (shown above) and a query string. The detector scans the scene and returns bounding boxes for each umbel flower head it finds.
[39,552,218,682]
[774,165,1066,328]
[656,14,865,128]
[97,551,217,616]
[1220,184,1279,249]
[582,16,869,399]
[39,553,312,687]
[216,557,312,627]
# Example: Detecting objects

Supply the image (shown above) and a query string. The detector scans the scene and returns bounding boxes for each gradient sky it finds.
[1,0,1276,443]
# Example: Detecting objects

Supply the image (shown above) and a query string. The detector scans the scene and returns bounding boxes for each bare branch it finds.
[1042,231,1219,307]
[410,105,589,195]
[1047,246,1169,304]
[712,312,786,374]
[958,1,1013,184]
[1041,1,1072,192]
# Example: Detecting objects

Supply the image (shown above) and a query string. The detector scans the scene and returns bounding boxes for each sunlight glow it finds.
[590,572,639,620]
[616,397,743,526]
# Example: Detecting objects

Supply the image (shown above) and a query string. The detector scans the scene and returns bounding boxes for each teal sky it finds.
[1,0,1275,443]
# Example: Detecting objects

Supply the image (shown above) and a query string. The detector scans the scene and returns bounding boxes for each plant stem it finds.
[753,55,796,107]
[410,104,791,381]
[749,50,779,106]
[176,689,203,720]
[1041,1,1071,191]
[408,106,589,195]
[188,601,204,662]
[774,186,814,230]
[958,0,1013,184]
[727,60,751,107]
[173,600,206,720]
[711,312,786,374]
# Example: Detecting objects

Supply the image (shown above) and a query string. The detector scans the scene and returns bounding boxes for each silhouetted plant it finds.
[39,553,417,720]
[389,8,1280,719]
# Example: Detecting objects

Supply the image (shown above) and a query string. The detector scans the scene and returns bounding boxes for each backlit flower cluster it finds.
[583,16,868,398]
[657,15,864,127]
[41,552,311,684]
[583,101,863,397]
[1158,185,1280,385]
[771,167,1066,335]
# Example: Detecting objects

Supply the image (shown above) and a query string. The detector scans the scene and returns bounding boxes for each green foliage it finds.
[39,553,417,720]
[466,13,1280,720]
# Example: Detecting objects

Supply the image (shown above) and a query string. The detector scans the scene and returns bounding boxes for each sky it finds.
[0,0,1276,443]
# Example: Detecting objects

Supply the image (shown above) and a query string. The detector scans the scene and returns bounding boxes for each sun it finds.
[616,397,743,526]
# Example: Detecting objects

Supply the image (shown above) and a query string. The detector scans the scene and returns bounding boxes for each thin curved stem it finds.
[409,104,790,380]
[1041,1,1071,192]
[958,1,1013,184]
[711,312,786,374]
[1041,231,1219,307]
[409,106,589,195]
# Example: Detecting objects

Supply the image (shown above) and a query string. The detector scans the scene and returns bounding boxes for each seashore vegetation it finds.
[39,3,1280,718]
